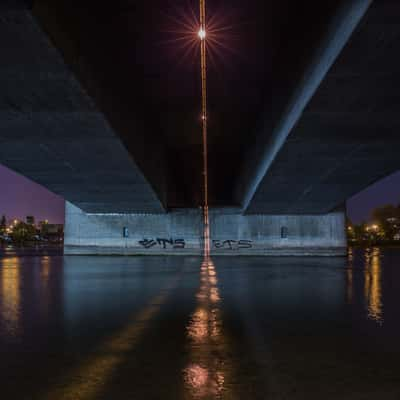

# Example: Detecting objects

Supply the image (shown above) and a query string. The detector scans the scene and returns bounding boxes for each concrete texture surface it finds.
[238,1,400,214]
[0,3,165,213]
[64,202,346,256]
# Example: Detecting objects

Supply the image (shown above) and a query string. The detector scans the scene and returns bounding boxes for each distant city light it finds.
[198,28,206,40]
[365,224,379,232]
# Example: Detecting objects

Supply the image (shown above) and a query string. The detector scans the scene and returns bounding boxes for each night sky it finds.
[0,164,64,224]
[347,170,400,224]
[0,163,399,225]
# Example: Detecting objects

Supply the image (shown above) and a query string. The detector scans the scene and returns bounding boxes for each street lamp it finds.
[198,28,206,40]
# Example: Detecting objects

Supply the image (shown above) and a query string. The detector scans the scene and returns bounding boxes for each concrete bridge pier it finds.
[64,202,346,256]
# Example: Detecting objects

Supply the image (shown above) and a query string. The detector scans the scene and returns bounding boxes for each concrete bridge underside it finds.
[0,1,165,214]
[236,0,400,215]
[0,0,399,255]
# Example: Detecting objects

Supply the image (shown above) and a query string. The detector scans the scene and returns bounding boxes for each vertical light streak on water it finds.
[364,248,384,324]
[0,257,21,339]
[183,257,237,398]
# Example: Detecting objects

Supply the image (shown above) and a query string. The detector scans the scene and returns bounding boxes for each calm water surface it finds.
[0,248,399,399]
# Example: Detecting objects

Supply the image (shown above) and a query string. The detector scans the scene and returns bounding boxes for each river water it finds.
[0,247,399,399]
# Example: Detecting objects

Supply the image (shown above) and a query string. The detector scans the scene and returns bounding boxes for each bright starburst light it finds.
[159,2,239,69]
[198,27,206,40]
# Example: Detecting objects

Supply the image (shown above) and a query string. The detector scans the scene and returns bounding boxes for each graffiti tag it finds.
[139,238,185,249]
[212,240,252,250]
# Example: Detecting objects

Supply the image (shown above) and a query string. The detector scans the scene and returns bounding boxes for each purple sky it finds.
[346,170,400,224]
[0,163,399,225]
[0,164,64,224]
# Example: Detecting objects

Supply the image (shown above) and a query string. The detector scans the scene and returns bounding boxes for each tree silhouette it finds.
[0,215,6,234]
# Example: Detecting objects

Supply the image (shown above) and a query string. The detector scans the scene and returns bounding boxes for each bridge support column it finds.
[64,202,347,256]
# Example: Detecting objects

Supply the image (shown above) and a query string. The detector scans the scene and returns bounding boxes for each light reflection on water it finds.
[39,256,52,317]
[0,255,59,340]
[364,247,384,324]
[45,289,173,400]
[346,247,384,325]
[346,265,353,304]
[184,257,229,399]
[0,249,398,398]
[41,256,51,282]
[0,257,21,338]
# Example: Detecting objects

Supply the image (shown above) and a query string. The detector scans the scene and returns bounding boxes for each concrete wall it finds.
[64,202,347,256]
